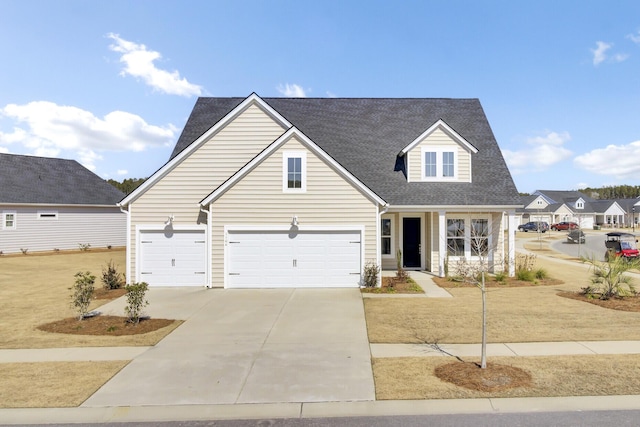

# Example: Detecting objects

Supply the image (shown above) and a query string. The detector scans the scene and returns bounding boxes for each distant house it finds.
[0,153,126,254]
[518,190,638,229]
[119,94,521,288]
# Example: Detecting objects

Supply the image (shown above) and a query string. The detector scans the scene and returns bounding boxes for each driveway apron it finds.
[82,288,375,406]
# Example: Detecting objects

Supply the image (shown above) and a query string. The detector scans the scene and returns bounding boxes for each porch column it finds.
[438,211,446,277]
[507,210,516,277]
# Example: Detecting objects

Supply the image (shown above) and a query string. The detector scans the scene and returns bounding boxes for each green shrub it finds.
[516,269,535,282]
[101,260,124,290]
[362,261,380,288]
[584,255,637,300]
[124,282,149,324]
[78,243,91,251]
[493,271,507,283]
[534,268,549,280]
[70,271,95,320]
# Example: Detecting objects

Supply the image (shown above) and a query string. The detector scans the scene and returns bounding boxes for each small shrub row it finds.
[68,261,148,323]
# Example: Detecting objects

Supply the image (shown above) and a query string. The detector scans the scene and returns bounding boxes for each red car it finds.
[551,222,578,231]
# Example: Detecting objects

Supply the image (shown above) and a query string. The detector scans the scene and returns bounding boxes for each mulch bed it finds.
[558,291,640,312]
[361,277,424,294]
[435,361,532,392]
[93,288,127,300]
[38,316,176,336]
[434,276,562,288]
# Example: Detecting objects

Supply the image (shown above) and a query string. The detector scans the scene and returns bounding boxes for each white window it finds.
[446,216,491,259]
[38,211,58,220]
[381,216,393,256]
[576,200,584,209]
[421,147,457,180]
[3,211,16,230]
[447,218,465,257]
[283,151,307,192]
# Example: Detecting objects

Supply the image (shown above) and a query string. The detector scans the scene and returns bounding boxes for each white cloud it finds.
[591,41,628,65]
[0,147,9,154]
[627,30,640,44]
[117,169,128,175]
[277,83,307,97]
[502,131,573,175]
[0,101,176,171]
[574,140,640,179]
[592,41,611,65]
[107,33,203,97]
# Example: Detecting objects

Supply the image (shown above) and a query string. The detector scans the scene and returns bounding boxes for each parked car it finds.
[567,230,585,244]
[604,232,639,261]
[551,222,578,231]
[518,221,549,232]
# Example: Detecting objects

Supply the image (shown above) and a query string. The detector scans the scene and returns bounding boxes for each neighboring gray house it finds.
[518,190,636,229]
[0,153,126,254]
[119,94,522,288]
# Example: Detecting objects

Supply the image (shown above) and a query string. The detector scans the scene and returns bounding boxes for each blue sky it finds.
[2,1,640,194]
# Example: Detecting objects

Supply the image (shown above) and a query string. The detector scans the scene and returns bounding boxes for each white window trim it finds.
[3,211,16,230]
[381,215,394,258]
[37,210,58,220]
[421,146,458,181]
[445,214,492,261]
[282,151,307,193]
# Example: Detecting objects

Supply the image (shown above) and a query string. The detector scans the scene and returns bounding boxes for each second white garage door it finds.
[227,230,361,288]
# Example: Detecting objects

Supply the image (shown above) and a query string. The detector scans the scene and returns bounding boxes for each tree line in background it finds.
[106,178,147,195]
[578,185,640,199]
[520,185,640,199]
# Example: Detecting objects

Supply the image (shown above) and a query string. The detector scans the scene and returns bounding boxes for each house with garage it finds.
[118,94,522,288]
[0,153,126,254]
[519,190,630,229]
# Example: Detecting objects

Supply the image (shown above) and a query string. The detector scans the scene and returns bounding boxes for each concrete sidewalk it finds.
[5,340,640,363]
[371,340,640,358]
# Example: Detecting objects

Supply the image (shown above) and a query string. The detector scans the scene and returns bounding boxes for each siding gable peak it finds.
[400,119,479,156]
[119,93,291,207]
[200,127,386,206]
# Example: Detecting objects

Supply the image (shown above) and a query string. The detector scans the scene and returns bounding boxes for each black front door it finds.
[403,217,421,268]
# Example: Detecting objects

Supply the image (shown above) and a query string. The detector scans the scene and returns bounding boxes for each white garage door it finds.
[227,230,361,288]
[139,229,207,286]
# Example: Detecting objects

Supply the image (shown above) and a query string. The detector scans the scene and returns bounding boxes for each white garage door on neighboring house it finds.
[227,229,362,288]
[139,229,207,286]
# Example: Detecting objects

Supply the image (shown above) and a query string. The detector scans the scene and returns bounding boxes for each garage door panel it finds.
[139,230,207,287]
[227,229,361,288]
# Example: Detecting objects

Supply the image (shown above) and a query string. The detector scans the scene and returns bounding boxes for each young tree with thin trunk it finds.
[448,216,497,369]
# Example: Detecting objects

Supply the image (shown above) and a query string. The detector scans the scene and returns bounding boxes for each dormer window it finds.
[421,147,457,180]
[537,199,543,206]
[576,200,584,209]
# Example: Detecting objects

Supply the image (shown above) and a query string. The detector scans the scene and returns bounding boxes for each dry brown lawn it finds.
[373,354,640,400]
[0,361,128,407]
[365,252,640,344]
[0,250,180,349]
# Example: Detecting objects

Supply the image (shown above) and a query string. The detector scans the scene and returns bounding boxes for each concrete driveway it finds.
[82,288,375,406]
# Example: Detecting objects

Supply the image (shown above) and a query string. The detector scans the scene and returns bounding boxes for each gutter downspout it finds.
[200,204,212,288]
[118,203,131,285]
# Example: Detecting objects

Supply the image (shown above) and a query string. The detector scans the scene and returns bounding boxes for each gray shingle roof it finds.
[170,97,521,207]
[0,153,124,205]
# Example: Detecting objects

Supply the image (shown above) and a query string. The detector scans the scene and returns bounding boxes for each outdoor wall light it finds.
[164,215,174,226]
[291,215,299,226]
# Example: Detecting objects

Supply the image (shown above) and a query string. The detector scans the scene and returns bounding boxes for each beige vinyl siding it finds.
[0,205,125,254]
[210,136,378,287]
[128,104,287,279]
[407,128,471,182]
